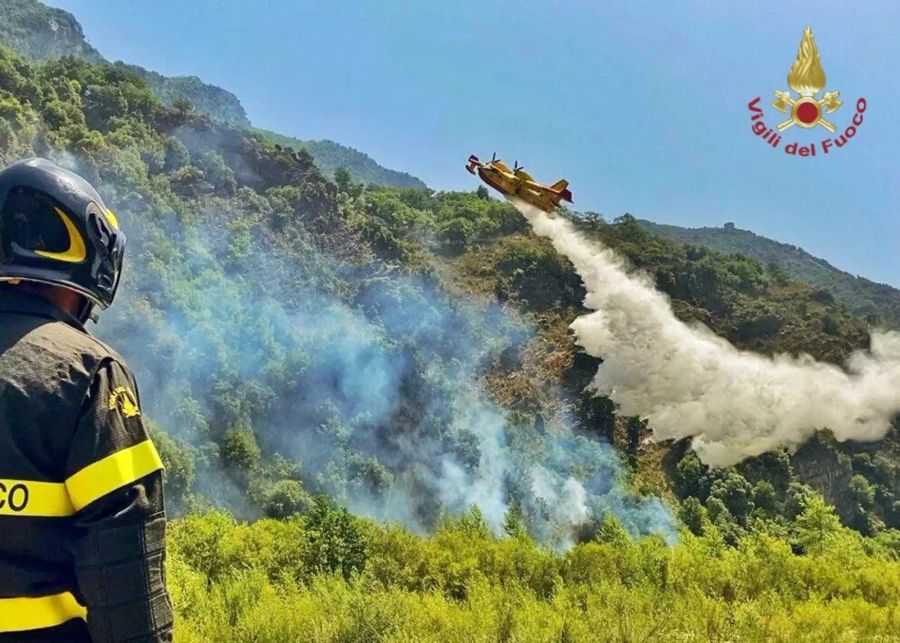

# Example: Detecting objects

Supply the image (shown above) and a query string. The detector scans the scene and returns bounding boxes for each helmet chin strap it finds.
[76,298,98,325]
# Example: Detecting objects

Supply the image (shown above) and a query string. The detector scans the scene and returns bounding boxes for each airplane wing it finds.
[525,179,573,203]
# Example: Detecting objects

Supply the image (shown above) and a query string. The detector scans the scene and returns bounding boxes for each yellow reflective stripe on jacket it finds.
[0,592,87,632]
[66,440,164,511]
[0,479,75,517]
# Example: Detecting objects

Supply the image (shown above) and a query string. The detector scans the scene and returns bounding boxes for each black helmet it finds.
[0,158,125,310]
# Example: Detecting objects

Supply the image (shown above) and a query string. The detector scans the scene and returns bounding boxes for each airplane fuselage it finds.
[474,166,563,213]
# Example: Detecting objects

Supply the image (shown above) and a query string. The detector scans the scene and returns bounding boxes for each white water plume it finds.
[510,198,900,466]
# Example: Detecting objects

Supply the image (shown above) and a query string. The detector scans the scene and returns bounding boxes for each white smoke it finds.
[510,198,900,467]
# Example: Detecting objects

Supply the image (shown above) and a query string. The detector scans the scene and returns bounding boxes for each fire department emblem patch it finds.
[108,386,141,419]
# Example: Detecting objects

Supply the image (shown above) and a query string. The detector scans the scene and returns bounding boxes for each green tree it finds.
[263,480,313,519]
[459,506,491,540]
[222,429,261,472]
[794,495,842,552]
[674,452,709,499]
[595,513,630,546]
[848,474,877,534]
[503,503,527,540]
[152,428,195,513]
[709,471,754,522]
[752,480,777,514]
[304,497,367,579]
[679,496,707,535]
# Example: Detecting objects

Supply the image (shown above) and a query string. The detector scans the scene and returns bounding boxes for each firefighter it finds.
[0,158,173,641]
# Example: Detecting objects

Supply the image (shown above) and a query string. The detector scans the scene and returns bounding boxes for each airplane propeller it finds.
[491,152,497,162]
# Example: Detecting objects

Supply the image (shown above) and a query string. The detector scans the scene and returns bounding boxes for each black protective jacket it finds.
[0,292,173,641]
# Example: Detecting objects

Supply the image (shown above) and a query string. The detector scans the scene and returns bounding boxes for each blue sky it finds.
[50,1,900,286]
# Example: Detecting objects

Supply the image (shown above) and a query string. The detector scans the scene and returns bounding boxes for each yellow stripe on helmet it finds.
[103,207,120,230]
[34,207,87,264]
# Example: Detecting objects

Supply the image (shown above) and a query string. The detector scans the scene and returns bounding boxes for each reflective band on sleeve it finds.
[0,479,75,517]
[66,440,164,511]
[0,592,87,632]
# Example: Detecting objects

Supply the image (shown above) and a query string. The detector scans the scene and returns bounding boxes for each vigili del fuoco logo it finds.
[748,26,866,157]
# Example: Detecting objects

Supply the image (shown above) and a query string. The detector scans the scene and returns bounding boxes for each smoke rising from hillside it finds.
[84,174,674,547]
[511,199,900,466]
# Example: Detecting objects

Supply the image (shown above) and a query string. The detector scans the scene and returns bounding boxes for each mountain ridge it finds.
[638,218,900,327]
[256,128,427,189]
[1,0,427,188]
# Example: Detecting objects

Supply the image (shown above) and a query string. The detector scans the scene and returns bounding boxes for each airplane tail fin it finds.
[551,179,573,203]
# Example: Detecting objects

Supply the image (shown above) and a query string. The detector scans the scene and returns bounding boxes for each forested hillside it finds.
[0,0,103,63]
[0,38,898,640]
[0,0,428,189]
[259,129,428,189]
[640,219,900,327]
[0,0,249,125]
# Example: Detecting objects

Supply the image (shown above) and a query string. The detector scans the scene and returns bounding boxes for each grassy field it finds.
[169,509,900,642]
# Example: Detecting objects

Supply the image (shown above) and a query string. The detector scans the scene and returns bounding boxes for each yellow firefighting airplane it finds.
[466,153,572,213]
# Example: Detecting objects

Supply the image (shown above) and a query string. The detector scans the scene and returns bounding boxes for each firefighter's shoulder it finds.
[30,317,132,378]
